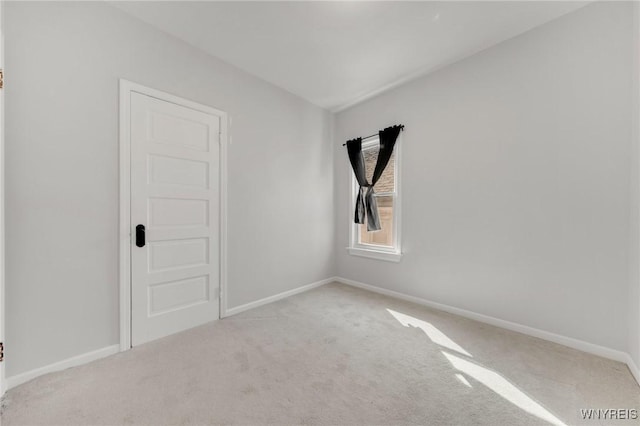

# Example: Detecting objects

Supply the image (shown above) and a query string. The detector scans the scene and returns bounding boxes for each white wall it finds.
[335,2,633,352]
[4,2,334,377]
[630,1,640,373]
[5,0,638,382]
[0,0,5,395]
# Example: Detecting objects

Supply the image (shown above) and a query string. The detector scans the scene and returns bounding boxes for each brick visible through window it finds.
[363,148,395,193]
[359,143,395,247]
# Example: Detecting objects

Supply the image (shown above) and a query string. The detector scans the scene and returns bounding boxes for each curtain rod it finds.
[342,125,404,146]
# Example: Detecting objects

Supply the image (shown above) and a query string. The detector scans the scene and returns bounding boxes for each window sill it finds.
[347,247,402,263]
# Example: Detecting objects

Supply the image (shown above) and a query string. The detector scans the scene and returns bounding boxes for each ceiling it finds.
[113,1,588,111]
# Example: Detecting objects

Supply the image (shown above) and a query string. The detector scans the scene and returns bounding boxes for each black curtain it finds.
[346,125,402,231]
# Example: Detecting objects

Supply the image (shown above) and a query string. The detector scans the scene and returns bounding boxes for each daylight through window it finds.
[349,137,401,261]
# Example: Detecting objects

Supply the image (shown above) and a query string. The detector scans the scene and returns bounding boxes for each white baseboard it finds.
[335,276,638,384]
[625,353,640,386]
[4,278,638,392]
[4,277,336,392]
[5,344,120,390]
[224,277,337,317]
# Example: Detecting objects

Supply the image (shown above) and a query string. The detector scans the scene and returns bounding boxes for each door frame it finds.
[119,80,228,351]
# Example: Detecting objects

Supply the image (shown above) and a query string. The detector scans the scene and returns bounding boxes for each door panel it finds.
[148,275,209,316]
[148,238,209,272]
[148,198,209,228]
[130,92,220,346]
[149,155,209,188]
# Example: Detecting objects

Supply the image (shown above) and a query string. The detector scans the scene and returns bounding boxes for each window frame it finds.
[347,136,402,262]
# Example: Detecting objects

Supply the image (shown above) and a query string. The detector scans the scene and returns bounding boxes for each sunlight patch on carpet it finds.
[443,352,566,426]
[455,373,473,388]
[386,309,472,357]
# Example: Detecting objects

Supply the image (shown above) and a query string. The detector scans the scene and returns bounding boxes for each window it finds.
[348,137,401,262]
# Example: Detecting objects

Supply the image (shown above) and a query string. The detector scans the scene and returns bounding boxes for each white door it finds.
[130,91,221,346]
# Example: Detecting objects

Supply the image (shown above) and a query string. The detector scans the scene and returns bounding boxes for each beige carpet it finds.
[1,282,638,425]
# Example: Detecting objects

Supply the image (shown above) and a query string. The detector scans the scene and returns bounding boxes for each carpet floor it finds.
[1,282,638,425]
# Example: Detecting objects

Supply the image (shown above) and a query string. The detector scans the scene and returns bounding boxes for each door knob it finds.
[136,224,146,247]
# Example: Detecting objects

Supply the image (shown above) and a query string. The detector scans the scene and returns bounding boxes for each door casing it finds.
[119,80,228,351]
